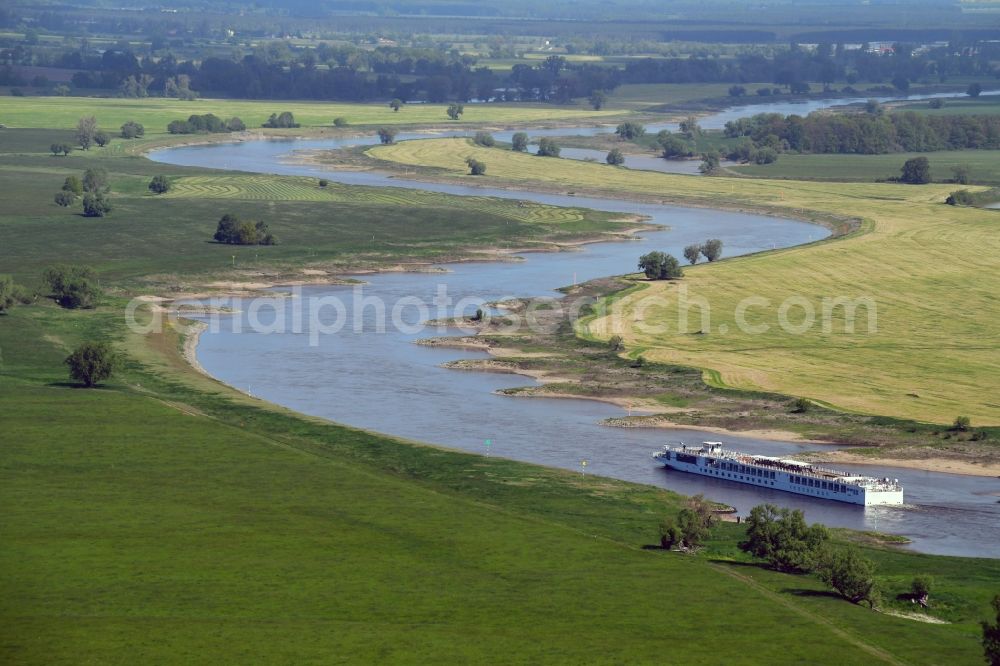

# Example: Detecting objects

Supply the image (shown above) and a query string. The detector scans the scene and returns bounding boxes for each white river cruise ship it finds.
[654,442,904,506]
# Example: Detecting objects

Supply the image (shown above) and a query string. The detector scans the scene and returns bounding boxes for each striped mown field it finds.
[370,138,1000,424]
[164,174,594,225]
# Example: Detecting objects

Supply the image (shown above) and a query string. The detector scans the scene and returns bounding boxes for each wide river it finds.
[151,91,1000,558]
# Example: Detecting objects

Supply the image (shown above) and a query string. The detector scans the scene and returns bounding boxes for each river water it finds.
[150,93,1000,558]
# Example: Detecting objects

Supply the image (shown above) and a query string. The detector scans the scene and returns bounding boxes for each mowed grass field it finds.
[897,96,1000,116]
[0,95,627,135]
[2,294,997,663]
[606,82,778,110]
[370,138,1000,424]
[732,150,1000,185]
[0,130,629,285]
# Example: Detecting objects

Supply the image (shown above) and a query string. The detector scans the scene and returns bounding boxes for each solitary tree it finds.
[589,90,607,110]
[389,98,403,112]
[120,120,145,139]
[65,341,117,387]
[982,594,1000,666]
[928,98,945,109]
[377,127,398,145]
[466,157,487,175]
[816,547,879,608]
[82,191,112,217]
[606,148,625,166]
[93,130,110,147]
[699,151,721,174]
[473,131,495,147]
[82,168,109,193]
[967,82,983,98]
[910,576,933,606]
[658,516,682,549]
[679,116,701,140]
[900,157,931,184]
[511,132,529,152]
[76,115,98,150]
[0,275,18,313]
[62,175,83,195]
[148,175,171,194]
[728,85,746,97]
[536,137,560,157]
[638,251,683,280]
[954,415,971,431]
[607,335,624,352]
[615,122,646,141]
[683,244,702,265]
[54,191,75,207]
[446,103,464,120]
[953,165,971,185]
[701,238,723,262]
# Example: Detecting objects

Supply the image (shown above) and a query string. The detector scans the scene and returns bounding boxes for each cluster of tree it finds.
[15,28,1000,105]
[682,239,723,265]
[53,168,112,217]
[213,214,276,245]
[724,110,1000,155]
[43,264,102,309]
[465,157,487,176]
[656,130,695,160]
[619,44,995,92]
[947,188,1000,207]
[638,251,683,280]
[658,495,718,550]
[0,275,33,314]
[262,111,299,128]
[49,142,73,156]
[740,504,883,607]
[724,138,779,165]
[446,103,464,120]
[167,113,246,134]
[75,115,109,150]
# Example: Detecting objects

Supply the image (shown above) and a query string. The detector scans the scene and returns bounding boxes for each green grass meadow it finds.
[0,95,627,136]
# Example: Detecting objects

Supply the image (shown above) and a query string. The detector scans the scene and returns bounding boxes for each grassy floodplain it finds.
[0,129,631,286]
[0,96,627,135]
[731,150,1000,185]
[369,138,1000,425]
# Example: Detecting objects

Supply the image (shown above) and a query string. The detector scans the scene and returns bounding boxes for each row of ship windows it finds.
[705,462,861,496]
[712,462,777,480]
[789,476,858,495]
[706,469,775,486]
